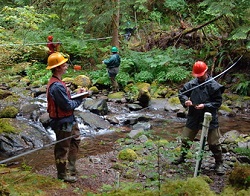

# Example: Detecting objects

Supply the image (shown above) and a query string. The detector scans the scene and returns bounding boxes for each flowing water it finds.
[3,99,250,171]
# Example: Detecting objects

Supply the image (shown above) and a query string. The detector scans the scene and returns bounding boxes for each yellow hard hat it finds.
[46,52,68,70]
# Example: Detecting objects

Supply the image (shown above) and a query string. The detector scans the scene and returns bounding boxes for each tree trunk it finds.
[111,0,120,48]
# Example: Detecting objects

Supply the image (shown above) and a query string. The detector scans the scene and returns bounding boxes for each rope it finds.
[0,36,113,47]
[0,132,93,165]
[0,55,244,165]
[178,55,243,97]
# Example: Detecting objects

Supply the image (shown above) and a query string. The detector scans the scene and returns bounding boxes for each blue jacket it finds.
[103,53,121,68]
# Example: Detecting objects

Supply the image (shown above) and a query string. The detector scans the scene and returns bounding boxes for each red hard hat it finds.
[192,61,208,77]
[47,35,53,41]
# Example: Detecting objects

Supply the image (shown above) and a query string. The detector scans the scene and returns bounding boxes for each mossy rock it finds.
[73,75,91,88]
[89,86,99,94]
[219,104,232,112]
[0,89,12,99]
[118,148,138,161]
[0,118,21,134]
[62,77,74,83]
[168,96,181,105]
[108,92,124,99]
[0,106,18,118]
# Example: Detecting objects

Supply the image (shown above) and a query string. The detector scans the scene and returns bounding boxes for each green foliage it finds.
[116,72,133,87]
[232,73,250,96]
[164,66,189,83]
[233,147,250,158]
[134,70,154,83]
[25,62,51,86]
[88,69,110,86]
[164,0,188,14]
[0,6,52,41]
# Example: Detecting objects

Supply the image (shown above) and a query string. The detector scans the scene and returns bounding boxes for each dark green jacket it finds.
[103,53,121,68]
[178,77,225,130]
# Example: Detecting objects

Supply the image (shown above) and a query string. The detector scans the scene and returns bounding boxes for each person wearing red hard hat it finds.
[46,52,88,183]
[172,60,225,175]
[47,35,61,55]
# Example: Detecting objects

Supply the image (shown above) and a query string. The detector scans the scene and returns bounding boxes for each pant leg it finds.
[110,77,119,91]
[68,123,81,175]
[207,128,223,163]
[54,127,72,178]
[181,127,199,151]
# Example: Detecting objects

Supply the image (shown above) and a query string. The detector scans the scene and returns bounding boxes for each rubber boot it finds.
[68,158,78,176]
[209,145,225,175]
[56,161,77,183]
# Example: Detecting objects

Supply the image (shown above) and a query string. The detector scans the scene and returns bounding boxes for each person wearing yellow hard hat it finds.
[102,46,121,93]
[46,52,87,183]
[172,61,225,176]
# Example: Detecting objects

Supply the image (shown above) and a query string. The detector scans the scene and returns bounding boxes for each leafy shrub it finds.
[164,66,190,83]
[134,71,154,83]
[25,62,51,86]
[232,73,250,96]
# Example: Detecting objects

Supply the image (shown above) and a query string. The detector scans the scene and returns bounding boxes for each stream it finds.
[7,98,250,172]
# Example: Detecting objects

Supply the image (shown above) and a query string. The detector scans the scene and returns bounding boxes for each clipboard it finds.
[71,92,89,99]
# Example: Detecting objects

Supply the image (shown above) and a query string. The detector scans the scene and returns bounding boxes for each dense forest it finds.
[0,0,249,96]
[0,1,250,195]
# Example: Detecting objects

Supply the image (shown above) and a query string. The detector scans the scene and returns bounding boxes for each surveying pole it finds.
[194,112,212,177]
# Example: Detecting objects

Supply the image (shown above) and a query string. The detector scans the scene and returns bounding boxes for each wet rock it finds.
[127,103,143,111]
[82,98,108,115]
[30,86,46,98]
[220,130,241,144]
[0,119,52,158]
[137,83,151,107]
[132,122,151,130]
[128,129,144,138]
[105,115,119,125]
[77,111,111,130]
[20,103,41,120]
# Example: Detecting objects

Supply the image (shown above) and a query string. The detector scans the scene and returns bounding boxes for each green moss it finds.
[168,96,181,105]
[221,187,250,195]
[219,104,232,112]
[108,92,125,99]
[89,86,99,94]
[118,148,138,161]
[0,106,18,118]
[161,176,215,196]
[0,166,66,196]
[0,118,21,134]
